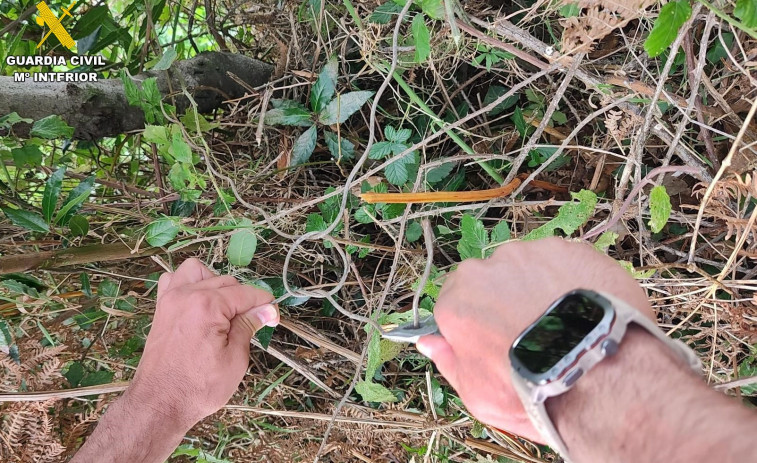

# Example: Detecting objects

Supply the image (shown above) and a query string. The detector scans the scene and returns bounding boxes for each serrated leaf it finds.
[305,213,328,232]
[68,215,89,237]
[30,115,74,139]
[384,125,411,144]
[384,153,415,185]
[735,0,757,28]
[2,208,49,233]
[426,162,454,183]
[523,190,598,241]
[55,176,95,225]
[644,1,692,57]
[319,91,374,125]
[143,125,168,145]
[98,279,120,298]
[80,370,114,387]
[42,167,65,223]
[648,185,672,233]
[490,220,511,245]
[146,217,179,246]
[457,214,488,260]
[0,112,32,129]
[312,56,338,113]
[152,46,177,71]
[411,13,431,62]
[417,0,444,19]
[228,229,257,266]
[324,131,355,161]
[355,380,397,403]
[291,125,318,166]
[405,221,423,242]
[265,107,314,127]
[171,132,193,163]
[369,141,404,160]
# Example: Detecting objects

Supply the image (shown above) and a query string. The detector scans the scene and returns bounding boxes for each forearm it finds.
[548,327,757,463]
[71,388,190,463]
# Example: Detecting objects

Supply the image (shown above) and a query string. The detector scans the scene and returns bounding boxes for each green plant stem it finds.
[342,0,363,31]
[391,71,505,185]
[695,0,757,40]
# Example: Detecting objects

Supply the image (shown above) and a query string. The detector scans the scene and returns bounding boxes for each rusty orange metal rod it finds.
[360,175,565,204]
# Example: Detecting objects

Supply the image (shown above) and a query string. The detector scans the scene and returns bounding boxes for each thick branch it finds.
[0,52,273,139]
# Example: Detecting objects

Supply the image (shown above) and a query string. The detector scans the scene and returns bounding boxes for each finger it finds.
[168,258,216,289]
[157,273,173,300]
[212,284,275,320]
[227,303,280,346]
[416,334,460,389]
[189,275,240,290]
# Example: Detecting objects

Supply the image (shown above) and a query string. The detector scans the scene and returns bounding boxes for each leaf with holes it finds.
[291,125,318,166]
[311,56,338,112]
[644,0,692,57]
[648,185,672,233]
[411,13,430,62]
[42,167,65,222]
[146,217,179,246]
[228,228,258,267]
[457,214,488,260]
[355,380,397,403]
[2,208,49,233]
[523,190,597,241]
[319,91,374,125]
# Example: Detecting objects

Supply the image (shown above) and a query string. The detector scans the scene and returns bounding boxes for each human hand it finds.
[126,258,278,429]
[416,237,654,441]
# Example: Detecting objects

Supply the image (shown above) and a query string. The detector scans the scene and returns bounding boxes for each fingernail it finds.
[250,304,279,327]
[416,340,432,358]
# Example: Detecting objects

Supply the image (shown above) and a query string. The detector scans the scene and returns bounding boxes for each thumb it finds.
[228,303,280,346]
[416,334,460,390]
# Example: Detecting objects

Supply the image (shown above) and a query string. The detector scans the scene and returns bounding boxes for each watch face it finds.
[511,291,609,375]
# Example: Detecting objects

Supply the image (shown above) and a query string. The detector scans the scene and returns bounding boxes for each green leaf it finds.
[735,0,757,28]
[384,153,415,185]
[426,162,454,183]
[0,320,19,363]
[11,145,43,168]
[228,229,258,266]
[411,13,431,62]
[0,112,32,129]
[593,231,619,252]
[68,215,89,237]
[490,220,511,245]
[523,190,598,240]
[312,56,338,113]
[417,0,444,19]
[98,279,120,298]
[143,125,169,145]
[457,214,488,260]
[80,272,93,297]
[256,326,274,350]
[738,359,757,395]
[648,185,672,233]
[55,176,95,225]
[324,131,355,161]
[369,141,406,160]
[384,125,411,143]
[644,1,692,57]
[146,218,179,246]
[512,107,532,138]
[171,132,193,163]
[291,125,318,166]
[483,86,519,116]
[265,107,314,127]
[42,167,66,223]
[560,2,580,17]
[319,91,374,125]
[30,115,74,139]
[305,213,328,232]
[405,221,423,242]
[2,208,49,233]
[355,380,397,403]
[152,47,177,71]
[80,370,114,387]
[369,1,403,24]
[64,361,84,387]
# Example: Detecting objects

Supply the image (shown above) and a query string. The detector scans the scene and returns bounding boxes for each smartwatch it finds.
[509,289,701,462]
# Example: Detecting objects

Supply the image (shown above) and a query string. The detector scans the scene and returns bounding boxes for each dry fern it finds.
[0,401,66,463]
[560,0,657,54]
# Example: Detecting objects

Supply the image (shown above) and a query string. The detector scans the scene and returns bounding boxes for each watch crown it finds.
[601,339,619,357]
